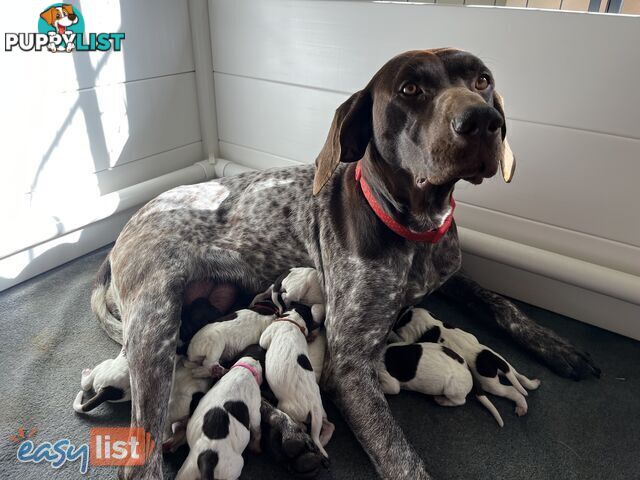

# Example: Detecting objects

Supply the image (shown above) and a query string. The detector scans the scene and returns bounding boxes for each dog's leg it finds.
[438,271,600,380]
[260,398,329,477]
[322,282,431,480]
[119,286,180,480]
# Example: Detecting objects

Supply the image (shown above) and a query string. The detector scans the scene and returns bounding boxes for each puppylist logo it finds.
[4,3,124,53]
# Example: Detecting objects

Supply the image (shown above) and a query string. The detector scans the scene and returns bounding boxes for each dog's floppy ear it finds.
[40,7,56,26]
[62,4,75,15]
[313,89,373,195]
[492,91,515,183]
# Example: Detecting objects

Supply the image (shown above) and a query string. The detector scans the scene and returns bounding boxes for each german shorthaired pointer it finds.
[91,49,599,479]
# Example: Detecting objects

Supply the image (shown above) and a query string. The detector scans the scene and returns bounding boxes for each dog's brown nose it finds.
[68,14,77,21]
[451,105,503,138]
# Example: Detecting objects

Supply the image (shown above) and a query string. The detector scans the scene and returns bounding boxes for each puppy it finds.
[72,348,130,412]
[307,329,327,384]
[187,302,279,378]
[176,354,263,480]
[40,4,77,52]
[395,307,541,416]
[163,356,213,452]
[272,267,326,326]
[259,308,329,457]
[378,342,504,426]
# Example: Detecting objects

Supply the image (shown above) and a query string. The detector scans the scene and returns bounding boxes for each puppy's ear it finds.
[40,7,56,26]
[492,91,515,183]
[313,89,373,195]
[62,4,75,15]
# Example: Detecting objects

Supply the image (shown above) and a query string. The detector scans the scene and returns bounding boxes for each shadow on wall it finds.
[1,0,132,290]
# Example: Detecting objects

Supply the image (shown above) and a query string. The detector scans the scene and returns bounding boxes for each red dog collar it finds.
[355,162,455,243]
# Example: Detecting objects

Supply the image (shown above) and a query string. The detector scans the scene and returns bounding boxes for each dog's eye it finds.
[56,13,61,19]
[401,83,420,96]
[476,74,491,90]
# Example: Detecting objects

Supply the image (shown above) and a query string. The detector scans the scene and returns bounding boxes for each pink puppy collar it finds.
[232,362,261,385]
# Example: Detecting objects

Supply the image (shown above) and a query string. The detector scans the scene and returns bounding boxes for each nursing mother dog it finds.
[92,49,599,479]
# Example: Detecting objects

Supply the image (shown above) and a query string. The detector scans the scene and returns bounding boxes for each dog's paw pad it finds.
[530,327,601,380]
[282,437,306,457]
[293,451,324,474]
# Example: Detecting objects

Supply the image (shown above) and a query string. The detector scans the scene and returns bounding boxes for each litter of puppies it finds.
[73,267,540,478]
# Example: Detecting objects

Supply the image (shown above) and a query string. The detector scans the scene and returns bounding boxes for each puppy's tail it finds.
[91,255,123,344]
[310,406,329,458]
[72,386,125,413]
[472,383,504,427]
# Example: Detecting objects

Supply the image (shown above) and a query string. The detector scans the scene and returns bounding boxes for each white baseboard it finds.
[462,252,640,341]
[0,208,136,292]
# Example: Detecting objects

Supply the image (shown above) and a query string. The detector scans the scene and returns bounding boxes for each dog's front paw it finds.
[531,326,600,380]
[47,44,57,52]
[262,402,329,478]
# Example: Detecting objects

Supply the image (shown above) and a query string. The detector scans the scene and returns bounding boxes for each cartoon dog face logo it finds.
[40,4,78,35]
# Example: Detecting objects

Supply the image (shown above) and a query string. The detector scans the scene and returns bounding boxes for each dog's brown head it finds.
[313,49,515,196]
[40,4,77,31]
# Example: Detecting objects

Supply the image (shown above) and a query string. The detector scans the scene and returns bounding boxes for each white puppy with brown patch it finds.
[176,354,263,480]
[187,302,278,378]
[395,307,541,416]
[72,348,130,413]
[163,356,213,452]
[259,307,329,457]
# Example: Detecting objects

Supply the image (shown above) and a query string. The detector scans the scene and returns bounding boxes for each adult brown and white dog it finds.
[90,49,599,479]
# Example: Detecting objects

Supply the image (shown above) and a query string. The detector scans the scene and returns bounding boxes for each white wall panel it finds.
[3,72,201,200]
[0,0,203,284]
[210,0,640,140]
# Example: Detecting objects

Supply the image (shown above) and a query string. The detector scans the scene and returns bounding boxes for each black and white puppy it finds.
[162,356,213,452]
[187,302,279,378]
[395,307,540,416]
[378,342,471,406]
[259,307,330,457]
[176,354,263,480]
[378,342,504,426]
[72,348,130,413]
[272,267,326,326]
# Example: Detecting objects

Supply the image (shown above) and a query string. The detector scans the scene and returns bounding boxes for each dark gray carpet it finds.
[0,246,638,480]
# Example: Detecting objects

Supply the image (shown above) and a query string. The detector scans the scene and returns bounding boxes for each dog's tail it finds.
[91,255,123,344]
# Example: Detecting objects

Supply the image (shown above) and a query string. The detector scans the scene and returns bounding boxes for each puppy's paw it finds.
[527,378,541,390]
[192,363,227,379]
[210,363,228,379]
[515,404,527,417]
[262,403,329,478]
